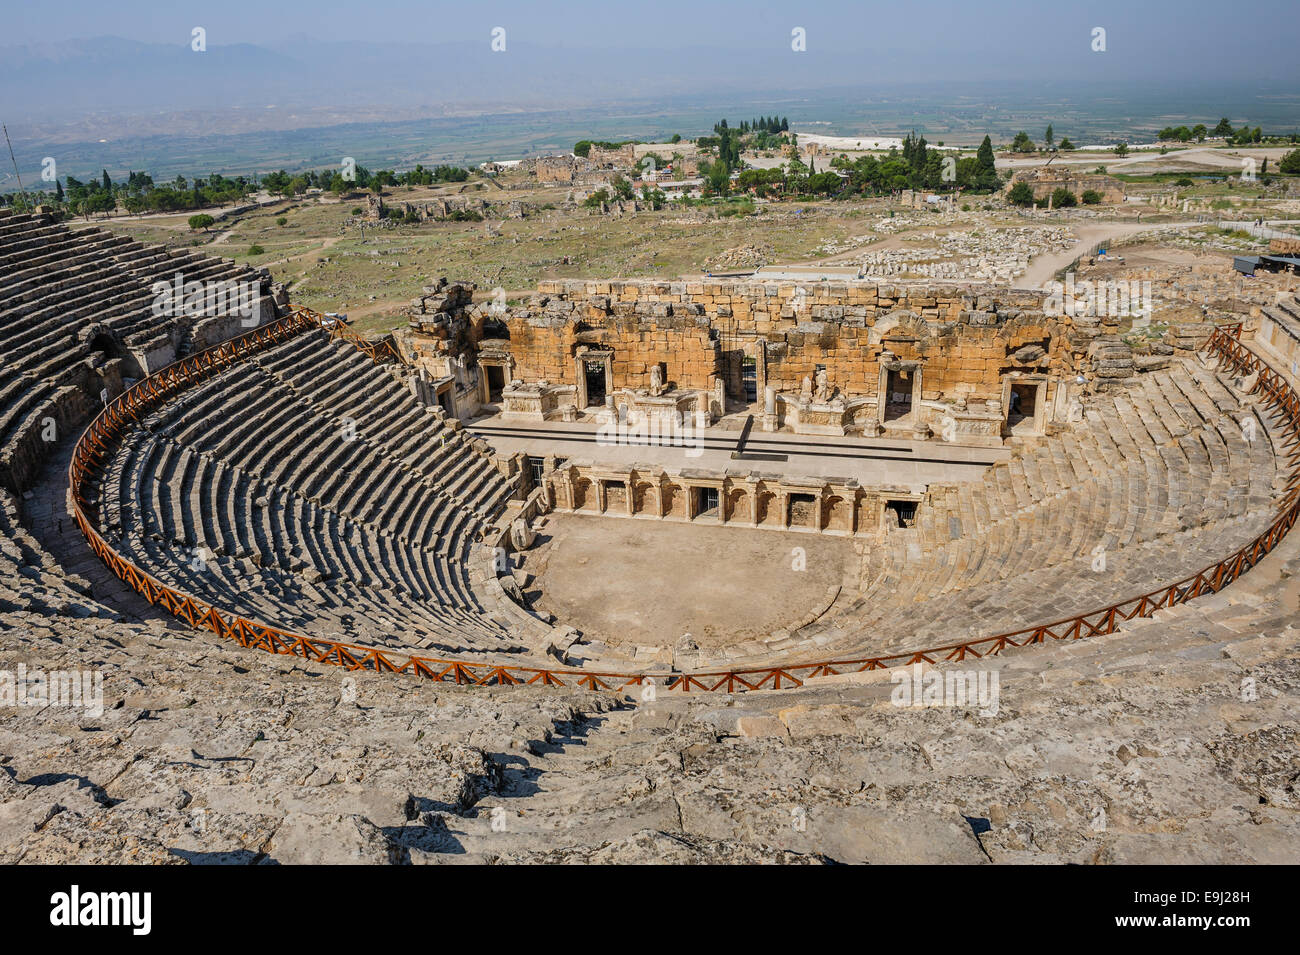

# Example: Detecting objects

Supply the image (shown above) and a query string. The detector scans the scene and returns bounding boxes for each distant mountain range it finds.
[6,33,1298,126]
[1,35,1296,189]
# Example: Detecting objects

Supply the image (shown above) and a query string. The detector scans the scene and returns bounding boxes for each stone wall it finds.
[530,279,1069,400]
[1010,170,1126,204]
[544,462,911,537]
[395,277,1147,439]
[587,144,637,168]
[507,312,721,393]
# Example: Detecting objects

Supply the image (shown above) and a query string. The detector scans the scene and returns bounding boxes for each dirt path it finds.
[1017,220,1197,288]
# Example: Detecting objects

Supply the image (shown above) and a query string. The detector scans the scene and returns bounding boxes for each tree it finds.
[1059,137,1075,150]
[701,159,731,196]
[737,167,782,197]
[101,169,112,192]
[54,180,64,202]
[1051,187,1077,208]
[806,171,841,195]
[1007,181,1036,206]
[971,135,1000,191]
[1280,149,1300,175]
[639,185,666,209]
[582,188,610,208]
[1044,124,1055,150]
[611,175,634,200]
[1192,124,1207,142]
[188,213,216,231]
[1213,118,1234,138]
[1011,131,1035,153]
[1114,142,1129,157]
[1080,189,1103,205]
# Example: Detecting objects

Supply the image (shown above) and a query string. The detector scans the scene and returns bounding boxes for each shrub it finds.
[1007,181,1035,206]
[1051,187,1077,208]
[187,213,215,231]
[276,216,287,226]
[1080,190,1102,205]
[247,244,265,256]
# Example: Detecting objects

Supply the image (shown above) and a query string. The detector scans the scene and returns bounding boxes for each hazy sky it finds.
[7,0,1299,65]
[3,0,1297,138]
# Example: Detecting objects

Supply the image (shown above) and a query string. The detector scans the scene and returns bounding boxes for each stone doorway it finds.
[436,384,454,416]
[1003,375,1048,436]
[1008,382,1036,425]
[485,365,506,403]
[885,499,918,528]
[694,486,720,519]
[477,355,512,407]
[788,492,817,528]
[604,480,628,513]
[584,359,607,407]
[884,368,914,421]
[742,357,758,403]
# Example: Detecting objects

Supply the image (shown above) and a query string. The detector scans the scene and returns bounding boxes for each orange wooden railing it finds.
[68,318,1300,693]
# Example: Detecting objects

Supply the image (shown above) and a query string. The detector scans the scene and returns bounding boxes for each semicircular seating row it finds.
[721,356,1293,666]
[0,208,276,493]
[1,208,280,625]
[89,328,529,656]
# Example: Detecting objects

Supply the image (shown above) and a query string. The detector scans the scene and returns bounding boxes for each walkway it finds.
[468,414,1007,489]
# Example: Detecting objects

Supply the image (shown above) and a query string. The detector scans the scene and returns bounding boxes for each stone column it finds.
[574,355,588,408]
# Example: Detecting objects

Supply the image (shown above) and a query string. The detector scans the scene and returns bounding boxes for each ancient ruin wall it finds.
[529,279,1075,400]
[507,313,722,393]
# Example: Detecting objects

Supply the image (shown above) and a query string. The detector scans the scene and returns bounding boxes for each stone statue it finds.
[510,517,536,551]
[649,363,664,396]
[800,375,813,399]
[814,368,832,403]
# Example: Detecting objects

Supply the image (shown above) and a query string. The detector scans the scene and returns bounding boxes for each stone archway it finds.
[661,482,684,519]
[823,494,852,532]
[632,479,658,516]
[573,477,596,511]
[725,486,751,523]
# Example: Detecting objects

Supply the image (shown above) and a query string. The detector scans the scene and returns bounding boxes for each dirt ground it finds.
[523,511,853,650]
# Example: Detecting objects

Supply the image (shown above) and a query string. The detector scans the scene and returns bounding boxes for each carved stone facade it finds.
[544,463,920,537]
[394,276,1145,446]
